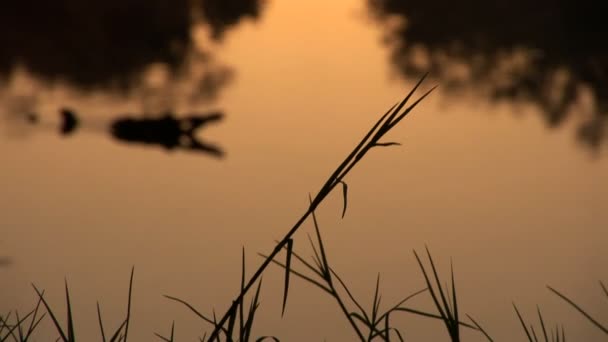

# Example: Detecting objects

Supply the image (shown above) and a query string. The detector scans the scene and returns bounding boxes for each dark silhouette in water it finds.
[59,109,224,157]
[0,0,264,90]
[368,0,608,151]
[60,109,79,136]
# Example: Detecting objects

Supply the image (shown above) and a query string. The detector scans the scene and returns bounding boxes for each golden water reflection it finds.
[1,1,607,341]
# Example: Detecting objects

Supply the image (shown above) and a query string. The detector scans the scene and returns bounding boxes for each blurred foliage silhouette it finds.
[368,0,607,150]
[0,0,264,90]
[56,108,225,156]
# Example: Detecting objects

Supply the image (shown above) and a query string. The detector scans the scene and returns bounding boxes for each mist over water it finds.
[1,1,607,341]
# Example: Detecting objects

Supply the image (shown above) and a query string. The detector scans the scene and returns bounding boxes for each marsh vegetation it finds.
[2,78,606,341]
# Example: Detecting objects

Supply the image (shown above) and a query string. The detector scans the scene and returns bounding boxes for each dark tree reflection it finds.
[368,0,607,150]
[0,0,264,91]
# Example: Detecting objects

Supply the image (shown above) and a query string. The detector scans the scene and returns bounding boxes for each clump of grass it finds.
[0,295,46,342]
[409,247,488,342]
[204,74,435,340]
[166,76,491,341]
[29,267,134,342]
[163,249,275,341]
[263,201,428,340]
[547,281,608,335]
[512,304,566,342]
[164,75,492,341]
[6,73,602,340]
[265,204,488,341]
[165,75,436,341]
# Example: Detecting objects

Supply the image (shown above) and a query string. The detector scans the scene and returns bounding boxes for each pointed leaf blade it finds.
[282,238,294,317]
[340,181,348,218]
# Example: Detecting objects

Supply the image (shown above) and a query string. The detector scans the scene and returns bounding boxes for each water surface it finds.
[1,1,607,340]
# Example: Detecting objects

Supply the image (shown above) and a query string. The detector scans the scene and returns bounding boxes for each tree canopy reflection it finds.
[0,0,264,93]
[368,0,607,151]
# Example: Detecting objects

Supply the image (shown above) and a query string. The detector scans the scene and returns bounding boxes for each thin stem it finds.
[207,78,433,340]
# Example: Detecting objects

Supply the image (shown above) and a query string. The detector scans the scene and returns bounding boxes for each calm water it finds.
[1,1,607,340]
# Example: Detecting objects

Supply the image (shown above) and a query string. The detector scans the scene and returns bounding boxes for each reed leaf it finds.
[31,284,68,342]
[202,76,434,340]
[340,181,348,218]
[547,285,608,334]
[281,238,294,317]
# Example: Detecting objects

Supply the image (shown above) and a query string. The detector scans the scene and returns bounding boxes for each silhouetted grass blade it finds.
[384,312,390,341]
[339,181,348,218]
[530,325,540,342]
[0,310,35,342]
[0,312,7,336]
[306,234,324,276]
[211,310,219,342]
[97,272,131,342]
[466,314,494,341]
[451,259,459,334]
[0,314,13,341]
[227,304,237,341]
[262,252,331,294]
[547,285,608,334]
[310,205,330,283]
[425,247,453,323]
[385,85,438,132]
[281,238,294,317]
[108,319,127,342]
[349,312,368,326]
[208,76,432,340]
[414,247,467,341]
[64,280,75,341]
[154,321,175,342]
[31,284,69,342]
[242,279,263,342]
[240,248,246,341]
[124,267,134,342]
[255,337,279,342]
[373,142,401,147]
[318,102,396,201]
[391,307,475,329]
[513,303,534,342]
[329,269,368,320]
[163,295,220,328]
[96,302,107,342]
[0,312,9,338]
[23,294,45,341]
[371,274,381,329]
[393,327,405,342]
[15,311,24,341]
[275,239,326,280]
[537,306,548,342]
[413,251,449,329]
[379,73,428,136]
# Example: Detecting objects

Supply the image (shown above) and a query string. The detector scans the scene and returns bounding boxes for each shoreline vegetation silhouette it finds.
[0,0,264,159]
[0,0,264,90]
[367,0,608,151]
[55,108,225,156]
[2,77,605,341]
[1,0,605,158]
